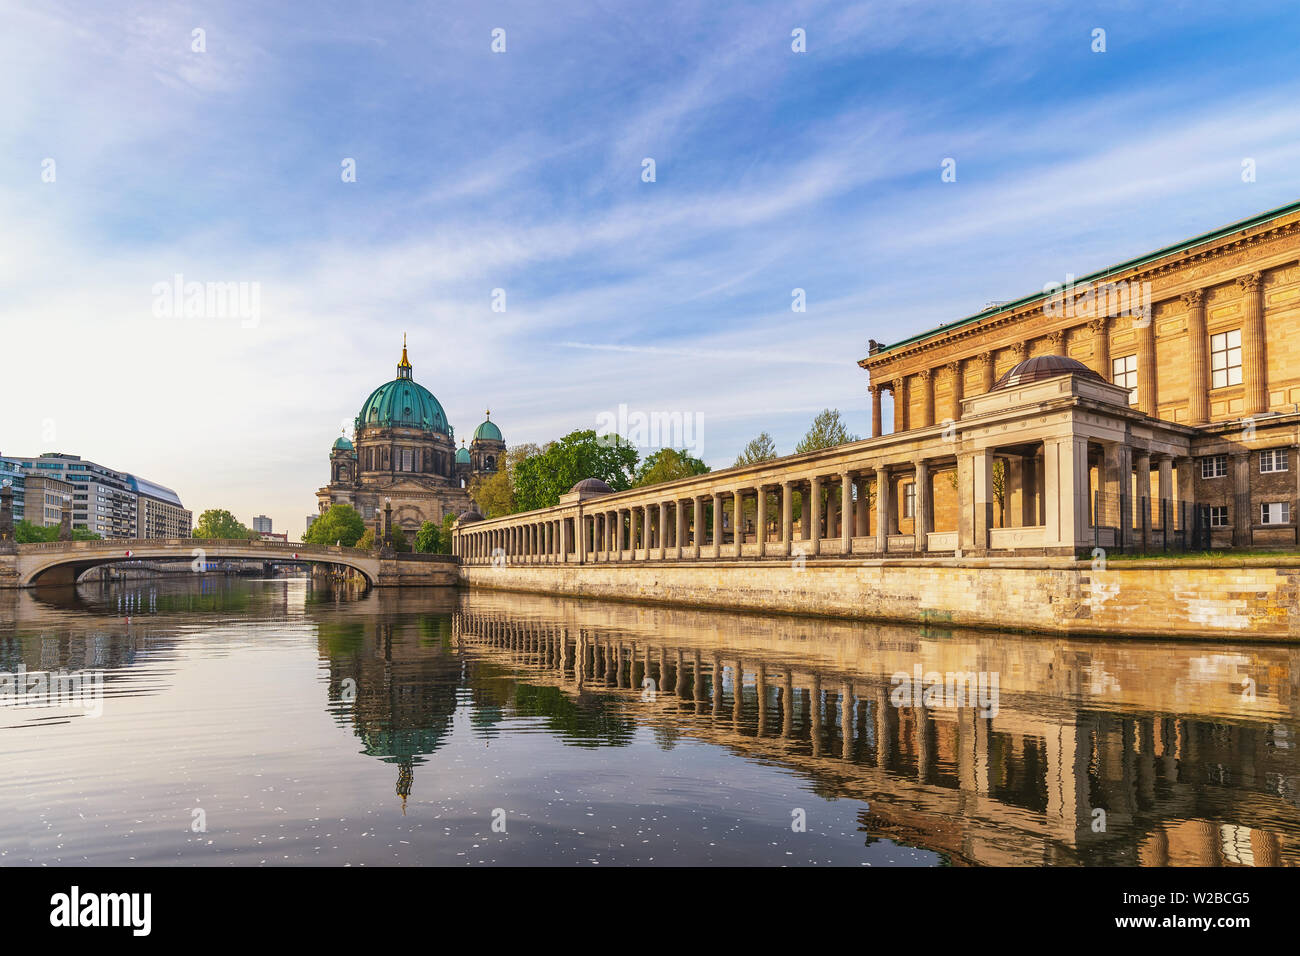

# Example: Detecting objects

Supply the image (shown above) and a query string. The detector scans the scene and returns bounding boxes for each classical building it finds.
[317,340,504,533]
[455,200,1300,561]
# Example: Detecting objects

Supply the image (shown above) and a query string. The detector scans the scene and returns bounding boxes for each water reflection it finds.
[1,577,1297,866]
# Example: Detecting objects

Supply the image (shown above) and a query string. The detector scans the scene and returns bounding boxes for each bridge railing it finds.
[15,538,377,559]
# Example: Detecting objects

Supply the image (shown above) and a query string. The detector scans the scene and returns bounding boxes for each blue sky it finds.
[3,0,1300,536]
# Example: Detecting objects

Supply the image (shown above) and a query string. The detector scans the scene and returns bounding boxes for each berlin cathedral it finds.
[316,339,504,533]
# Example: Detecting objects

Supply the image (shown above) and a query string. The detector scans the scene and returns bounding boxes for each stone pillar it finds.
[692,497,703,559]
[756,485,767,557]
[1182,289,1209,424]
[1157,456,1174,532]
[1231,452,1251,548]
[945,360,963,422]
[734,488,745,557]
[914,459,929,552]
[1049,329,1066,356]
[674,500,685,559]
[892,377,907,433]
[1238,272,1267,416]
[1089,318,1110,379]
[978,351,994,393]
[918,368,934,428]
[578,515,586,564]
[1134,451,1152,549]
[1044,435,1091,553]
[972,451,995,552]
[841,471,853,553]
[710,493,722,558]
[559,516,570,562]
[809,475,822,556]
[875,466,889,552]
[1136,312,1157,415]
[870,384,883,438]
[781,481,793,556]
[658,502,667,559]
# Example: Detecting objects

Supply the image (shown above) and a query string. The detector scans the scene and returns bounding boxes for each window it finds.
[1261,502,1291,525]
[1210,329,1242,388]
[1201,455,1228,479]
[903,482,915,518]
[1112,354,1138,403]
[1260,448,1290,474]
[1209,506,1229,527]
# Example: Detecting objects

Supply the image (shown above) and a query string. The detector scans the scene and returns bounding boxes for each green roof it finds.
[474,418,502,442]
[357,377,449,434]
[874,197,1300,357]
[332,436,354,451]
[455,446,471,464]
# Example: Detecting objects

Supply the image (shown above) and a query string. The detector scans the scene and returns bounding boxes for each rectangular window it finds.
[1210,329,1243,389]
[1260,448,1290,474]
[1112,354,1138,403]
[903,482,915,518]
[1209,506,1229,527]
[1261,502,1291,525]
[1201,454,1228,479]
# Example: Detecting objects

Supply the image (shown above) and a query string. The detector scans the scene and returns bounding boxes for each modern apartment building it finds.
[22,474,75,528]
[253,515,273,534]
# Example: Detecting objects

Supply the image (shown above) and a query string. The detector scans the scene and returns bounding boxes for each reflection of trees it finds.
[510,683,636,748]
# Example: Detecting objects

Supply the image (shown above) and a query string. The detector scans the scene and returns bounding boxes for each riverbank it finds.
[460,555,1300,641]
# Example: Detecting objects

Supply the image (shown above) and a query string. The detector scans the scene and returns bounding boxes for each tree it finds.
[513,430,638,512]
[13,520,98,543]
[734,432,778,467]
[469,442,541,518]
[302,504,365,547]
[633,448,709,487]
[795,409,859,454]
[414,520,441,553]
[192,508,257,540]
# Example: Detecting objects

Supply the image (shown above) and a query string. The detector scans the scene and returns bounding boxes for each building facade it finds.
[316,340,505,534]
[253,515,273,534]
[455,201,1300,560]
[22,474,75,528]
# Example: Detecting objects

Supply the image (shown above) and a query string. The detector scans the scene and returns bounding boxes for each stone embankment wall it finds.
[460,556,1300,641]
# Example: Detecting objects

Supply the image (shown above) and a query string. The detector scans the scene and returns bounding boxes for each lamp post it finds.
[383,497,393,549]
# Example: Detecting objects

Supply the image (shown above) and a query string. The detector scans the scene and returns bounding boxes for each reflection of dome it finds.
[473,411,502,442]
[992,355,1104,390]
[570,477,613,495]
[332,436,354,451]
[357,379,449,433]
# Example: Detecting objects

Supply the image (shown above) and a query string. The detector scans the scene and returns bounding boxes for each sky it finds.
[3,0,1300,538]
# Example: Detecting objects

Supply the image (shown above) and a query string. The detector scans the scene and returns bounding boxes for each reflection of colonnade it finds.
[450,599,1298,867]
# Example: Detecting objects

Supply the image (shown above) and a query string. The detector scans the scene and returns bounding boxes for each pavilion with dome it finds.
[316,339,505,533]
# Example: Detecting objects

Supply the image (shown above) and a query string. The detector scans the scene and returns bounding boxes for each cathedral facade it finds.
[316,340,505,533]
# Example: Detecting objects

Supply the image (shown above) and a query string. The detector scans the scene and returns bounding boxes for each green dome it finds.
[455,446,471,464]
[474,418,502,442]
[332,436,354,451]
[357,378,449,434]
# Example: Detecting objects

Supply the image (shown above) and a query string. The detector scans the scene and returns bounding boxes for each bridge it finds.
[0,538,458,589]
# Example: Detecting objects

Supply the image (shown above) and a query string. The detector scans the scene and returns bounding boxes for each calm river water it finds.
[1,577,1297,866]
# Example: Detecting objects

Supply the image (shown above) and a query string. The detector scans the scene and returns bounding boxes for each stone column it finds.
[755,485,767,557]
[781,480,793,556]
[631,508,641,557]
[1136,312,1157,416]
[1049,329,1067,356]
[734,488,745,557]
[1089,318,1110,379]
[914,459,929,552]
[559,515,570,562]
[875,466,889,552]
[1157,456,1174,532]
[918,368,934,428]
[1134,451,1152,549]
[1044,436,1091,553]
[674,500,685,559]
[578,515,586,564]
[971,451,995,552]
[855,475,869,537]
[978,351,994,393]
[1238,272,1267,416]
[1182,289,1209,424]
[809,475,822,556]
[710,493,722,558]
[892,377,907,433]
[658,502,667,559]
[841,471,853,554]
[870,384,883,438]
[1231,452,1251,548]
[692,497,703,559]
[945,360,963,422]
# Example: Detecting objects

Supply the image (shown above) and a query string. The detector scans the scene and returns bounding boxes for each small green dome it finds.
[357,378,449,434]
[455,446,471,464]
[333,436,354,451]
[473,411,502,442]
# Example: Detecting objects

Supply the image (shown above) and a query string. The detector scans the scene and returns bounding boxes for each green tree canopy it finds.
[633,448,710,487]
[795,409,859,454]
[513,430,638,512]
[13,520,100,543]
[469,442,541,518]
[192,508,257,540]
[303,504,365,547]
[414,520,441,553]
[734,432,778,467]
